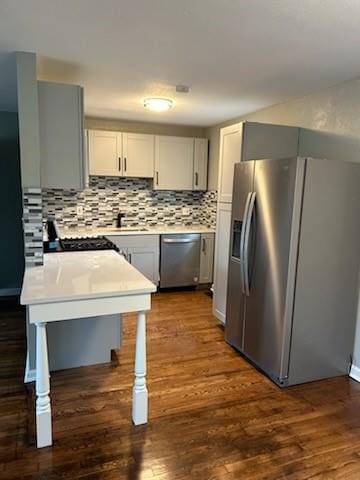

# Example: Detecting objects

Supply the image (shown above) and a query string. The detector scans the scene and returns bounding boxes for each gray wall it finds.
[0,112,24,291]
[206,76,360,190]
[206,75,360,373]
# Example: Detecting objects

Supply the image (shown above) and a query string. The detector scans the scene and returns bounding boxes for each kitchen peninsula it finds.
[20,249,156,448]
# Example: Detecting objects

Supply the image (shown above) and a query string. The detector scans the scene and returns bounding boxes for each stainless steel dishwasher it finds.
[160,234,200,288]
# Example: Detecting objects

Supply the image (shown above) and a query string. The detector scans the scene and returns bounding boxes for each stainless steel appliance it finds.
[59,236,118,252]
[160,234,200,288]
[226,157,360,386]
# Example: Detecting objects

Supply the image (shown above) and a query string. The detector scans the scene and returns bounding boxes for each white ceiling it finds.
[1,0,360,126]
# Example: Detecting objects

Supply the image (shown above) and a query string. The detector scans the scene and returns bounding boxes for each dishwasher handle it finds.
[163,238,197,244]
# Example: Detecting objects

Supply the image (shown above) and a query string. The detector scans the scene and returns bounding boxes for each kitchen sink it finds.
[105,227,148,232]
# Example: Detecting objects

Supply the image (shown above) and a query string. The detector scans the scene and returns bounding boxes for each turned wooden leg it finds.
[35,322,52,448]
[132,311,148,425]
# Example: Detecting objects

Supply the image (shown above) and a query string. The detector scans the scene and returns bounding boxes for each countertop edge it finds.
[20,285,157,306]
[60,226,216,238]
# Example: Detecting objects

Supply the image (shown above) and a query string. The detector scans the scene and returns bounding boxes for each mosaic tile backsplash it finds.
[43,177,217,229]
[23,188,43,267]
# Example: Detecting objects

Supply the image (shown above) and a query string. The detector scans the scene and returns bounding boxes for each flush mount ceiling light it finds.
[144,97,173,112]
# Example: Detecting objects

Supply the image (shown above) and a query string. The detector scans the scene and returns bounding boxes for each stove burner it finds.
[59,236,118,252]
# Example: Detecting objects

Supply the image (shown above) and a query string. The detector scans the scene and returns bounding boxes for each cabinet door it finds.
[122,133,154,178]
[199,233,214,283]
[38,81,86,189]
[212,203,232,324]
[88,130,122,176]
[154,136,194,190]
[128,247,159,285]
[218,124,242,203]
[193,138,208,191]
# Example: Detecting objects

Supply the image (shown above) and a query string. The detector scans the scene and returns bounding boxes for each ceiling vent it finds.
[176,84,190,93]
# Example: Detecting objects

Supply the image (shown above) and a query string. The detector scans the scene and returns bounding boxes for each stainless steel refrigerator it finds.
[225,156,360,386]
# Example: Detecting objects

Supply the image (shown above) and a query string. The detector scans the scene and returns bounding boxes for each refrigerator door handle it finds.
[243,192,256,296]
[239,192,252,294]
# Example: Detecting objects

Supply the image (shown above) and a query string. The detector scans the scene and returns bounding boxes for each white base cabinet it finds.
[199,233,214,284]
[107,235,160,285]
[213,203,232,324]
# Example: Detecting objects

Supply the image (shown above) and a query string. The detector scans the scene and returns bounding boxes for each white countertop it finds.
[60,225,215,238]
[20,250,156,305]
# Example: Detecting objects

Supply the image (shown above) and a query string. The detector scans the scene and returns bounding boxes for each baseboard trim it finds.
[0,287,20,297]
[349,364,360,383]
[24,352,36,383]
[213,307,225,325]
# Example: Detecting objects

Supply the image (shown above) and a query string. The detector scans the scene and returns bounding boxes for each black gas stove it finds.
[59,236,118,252]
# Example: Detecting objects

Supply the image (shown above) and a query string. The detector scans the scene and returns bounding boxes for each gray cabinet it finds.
[107,235,160,285]
[199,233,214,284]
[38,81,86,189]
[127,247,159,285]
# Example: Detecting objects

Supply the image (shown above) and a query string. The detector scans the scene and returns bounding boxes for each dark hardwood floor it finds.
[1,291,360,479]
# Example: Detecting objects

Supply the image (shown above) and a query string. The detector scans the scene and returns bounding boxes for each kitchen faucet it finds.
[116,212,125,228]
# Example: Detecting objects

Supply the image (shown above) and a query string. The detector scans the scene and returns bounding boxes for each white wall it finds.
[206,75,360,373]
[86,116,206,139]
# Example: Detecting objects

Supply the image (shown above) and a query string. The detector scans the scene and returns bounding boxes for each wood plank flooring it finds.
[1,291,360,479]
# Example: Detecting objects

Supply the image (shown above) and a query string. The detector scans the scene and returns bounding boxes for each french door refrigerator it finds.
[225,157,360,386]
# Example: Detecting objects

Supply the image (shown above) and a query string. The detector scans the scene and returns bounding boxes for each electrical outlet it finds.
[76,206,84,216]
[182,207,190,215]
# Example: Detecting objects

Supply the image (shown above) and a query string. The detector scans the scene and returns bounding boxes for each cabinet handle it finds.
[124,157,127,172]
[156,171,159,185]
[195,172,199,186]
[202,238,206,253]
[118,157,121,171]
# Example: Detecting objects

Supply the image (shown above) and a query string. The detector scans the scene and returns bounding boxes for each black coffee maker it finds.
[44,218,60,252]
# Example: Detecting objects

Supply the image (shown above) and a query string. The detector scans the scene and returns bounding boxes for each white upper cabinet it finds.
[88,130,122,176]
[122,133,154,178]
[218,123,243,203]
[154,136,194,190]
[88,130,208,190]
[193,138,208,191]
[88,131,154,178]
[38,81,86,189]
